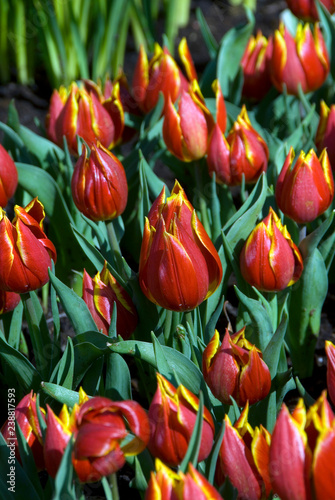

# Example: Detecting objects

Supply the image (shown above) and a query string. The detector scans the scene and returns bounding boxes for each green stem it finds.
[110,472,119,500]
[194,162,211,238]
[106,219,123,273]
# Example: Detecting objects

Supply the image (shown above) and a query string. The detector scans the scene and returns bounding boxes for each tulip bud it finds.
[325,341,335,407]
[139,180,222,311]
[1,391,45,470]
[82,261,138,338]
[0,144,18,207]
[207,104,269,186]
[132,38,196,114]
[203,328,271,406]
[240,207,303,292]
[0,198,57,293]
[275,147,334,224]
[316,100,335,170]
[241,31,273,101]
[148,373,215,466]
[146,459,224,500]
[46,82,116,154]
[269,22,329,95]
[286,0,335,21]
[163,82,209,162]
[71,143,128,221]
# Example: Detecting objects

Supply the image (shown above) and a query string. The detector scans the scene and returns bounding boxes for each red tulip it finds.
[275,146,334,224]
[286,0,335,21]
[46,82,116,154]
[148,373,215,466]
[146,459,224,500]
[207,104,269,186]
[1,391,45,470]
[132,38,196,114]
[203,328,271,406]
[269,22,329,95]
[0,198,57,293]
[71,143,128,221]
[0,144,18,207]
[0,290,20,314]
[325,341,335,407]
[216,404,272,499]
[139,180,222,311]
[241,31,273,101]
[240,207,303,292]
[316,100,335,170]
[82,261,138,339]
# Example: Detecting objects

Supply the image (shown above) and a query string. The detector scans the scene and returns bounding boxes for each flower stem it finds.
[110,472,119,500]
[106,219,123,273]
[194,161,211,238]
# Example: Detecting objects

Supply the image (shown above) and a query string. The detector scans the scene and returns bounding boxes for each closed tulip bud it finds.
[132,38,196,114]
[146,459,224,500]
[240,207,303,292]
[139,180,222,311]
[0,144,18,207]
[46,82,116,154]
[325,341,335,407]
[241,31,273,101]
[316,100,335,170]
[207,104,269,186]
[148,373,215,466]
[1,391,45,470]
[71,143,128,221]
[163,81,209,162]
[0,198,57,293]
[275,147,334,224]
[270,22,329,95]
[216,404,272,499]
[82,261,138,339]
[286,0,335,21]
[203,328,271,406]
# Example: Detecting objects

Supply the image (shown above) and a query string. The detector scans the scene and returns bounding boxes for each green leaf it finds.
[53,337,75,389]
[205,420,225,485]
[7,300,23,349]
[53,438,76,500]
[15,420,44,498]
[263,312,289,378]
[179,392,204,473]
[299,210,335,259]
[105,352,132,400]
[40,382,84,408]
[196,8,218,58]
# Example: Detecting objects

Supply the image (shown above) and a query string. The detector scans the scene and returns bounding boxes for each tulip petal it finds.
[313,426,335,500]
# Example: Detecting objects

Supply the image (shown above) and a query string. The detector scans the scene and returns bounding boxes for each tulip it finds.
[71,143,128,221]
[275,147,334,224]
[202,328,271,406]
[148,373,215,466]
[139,180,222,311]
[216,404,272,500]
[0,144,18,207]
[269,22,329,95]
[45,82,116,154]
[132,38,196,114]
[1,391,45,470]
[286,0,335,21]
[325,341,335,407]
[241,31,273,101]
[145,459,224,500]
[315,100,335,170]
[240,207,304,292]
[82,261,138,338]
[162,81,210,162]
[207,104,269,186]
[0,198,57,293]
[0,290,21,314]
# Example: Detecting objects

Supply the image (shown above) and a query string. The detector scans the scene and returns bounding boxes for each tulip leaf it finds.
[15,420,44,498]
[53,438,76,500]
[48,269,98,335]
[205,420,225,485]
[299,210,335,260]
[52,337,75,389]
[101,477,114,500]
[105,352,132,401]
[179,391,204,473]
[263,312,289,378]
[294,376,315,407]
[0,336,42,393]
[40,382,84,408]
[316,0,335,77]
[81,356,104,395]
[7,300,23,350]
[204,294,225,345]
[196,8,219,57]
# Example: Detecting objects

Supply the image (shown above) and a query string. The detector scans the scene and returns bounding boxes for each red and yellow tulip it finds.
[285,0,335,21]
[0,144,18,208]
[325,341,335,407]
[316,100,335,170]
[241,31,273,101]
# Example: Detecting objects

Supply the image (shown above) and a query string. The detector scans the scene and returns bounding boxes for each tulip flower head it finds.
[325,340,335,407]
[207,104,269,186]
[316,100,335,170]
[240,207,304,292]
[71,143,128,221]
[286,0,335,21]
[275,147,334,224]
[0,144,18,207]
[1,391,45,470]
[139,180,223,311]
[203,328,271,406]
[132,38,197,114]
[270,22,329,95]
[0,290,20,314]
[241,31,273,101]
[0,198,57,293]
[148,373,215,466]
[146,459,224,500]
[46,82,116,154]
[82,261,138,339]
